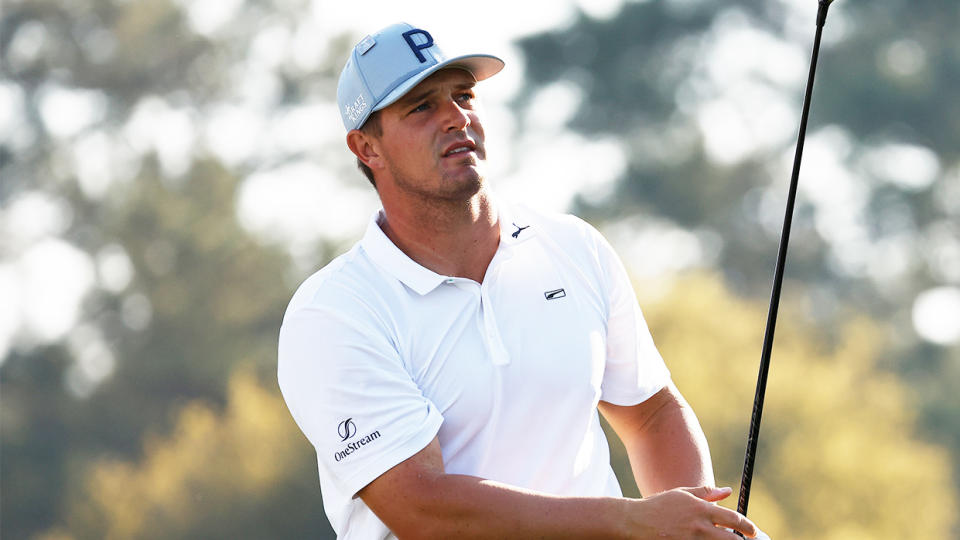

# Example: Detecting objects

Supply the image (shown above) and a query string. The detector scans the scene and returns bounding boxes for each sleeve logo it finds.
[333,419,382,463]
[337,418,357,441]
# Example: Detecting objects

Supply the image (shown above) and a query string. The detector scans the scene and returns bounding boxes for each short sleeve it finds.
[278,305,443,498]
[593,230,672,405]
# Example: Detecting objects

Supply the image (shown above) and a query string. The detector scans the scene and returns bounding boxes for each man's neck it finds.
[379,190,500,283]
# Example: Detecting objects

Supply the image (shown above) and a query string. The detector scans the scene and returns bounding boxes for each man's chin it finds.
[443,167,485,186]
[439,170,485,198]
[442,161,484,183]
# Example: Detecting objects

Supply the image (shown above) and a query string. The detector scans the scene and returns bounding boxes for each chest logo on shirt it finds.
[544,288,566,300]
[511,222,531,238]
[338,418,357,441]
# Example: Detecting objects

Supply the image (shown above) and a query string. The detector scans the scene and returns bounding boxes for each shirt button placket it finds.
[479,270,510,366]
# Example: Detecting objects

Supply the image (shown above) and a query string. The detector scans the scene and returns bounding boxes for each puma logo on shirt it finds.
[512,223,531,238]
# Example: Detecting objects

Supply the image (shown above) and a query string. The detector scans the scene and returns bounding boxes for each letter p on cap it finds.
[402,29,434,63]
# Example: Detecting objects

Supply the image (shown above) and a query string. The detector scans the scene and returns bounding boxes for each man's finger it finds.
[711,507,757,538]
[684,485,733,502]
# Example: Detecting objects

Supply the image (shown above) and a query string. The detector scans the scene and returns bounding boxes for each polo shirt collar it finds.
[359,204,537,295]
[360,210,448,296]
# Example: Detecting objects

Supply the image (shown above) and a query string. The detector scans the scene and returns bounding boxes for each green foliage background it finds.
[2,0,959,538]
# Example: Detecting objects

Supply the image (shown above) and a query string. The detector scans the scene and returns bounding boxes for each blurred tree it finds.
[0,155,310,538]
[1,346,79,539]
[43,369,332,539]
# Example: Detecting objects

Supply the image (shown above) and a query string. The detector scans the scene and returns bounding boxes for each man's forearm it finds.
[358,418,748,539]
[364,471,754,539]
[366,471,632,539]
[626,386,715,494]
[599,384,716,496]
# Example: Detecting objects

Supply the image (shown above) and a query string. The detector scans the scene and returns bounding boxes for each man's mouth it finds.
[442,141,478,158]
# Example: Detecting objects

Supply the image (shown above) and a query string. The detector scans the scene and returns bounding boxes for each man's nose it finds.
[440,100,470,132]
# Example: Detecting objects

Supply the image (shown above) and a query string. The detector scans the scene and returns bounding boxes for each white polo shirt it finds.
[277,202,670,539]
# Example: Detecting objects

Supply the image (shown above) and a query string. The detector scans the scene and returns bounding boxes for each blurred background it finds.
[2,0,959,538]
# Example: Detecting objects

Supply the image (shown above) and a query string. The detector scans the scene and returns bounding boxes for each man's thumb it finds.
[684,485,733,502]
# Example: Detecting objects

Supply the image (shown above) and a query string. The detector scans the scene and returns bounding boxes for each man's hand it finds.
[628,486,758,539]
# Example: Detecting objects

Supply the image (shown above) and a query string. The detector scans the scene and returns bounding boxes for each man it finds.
[278,22,763,539]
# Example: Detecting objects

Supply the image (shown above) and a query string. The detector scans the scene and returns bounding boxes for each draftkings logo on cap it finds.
[336,22,505,131]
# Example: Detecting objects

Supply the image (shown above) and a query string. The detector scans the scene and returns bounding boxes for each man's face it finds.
[372,68,487,200]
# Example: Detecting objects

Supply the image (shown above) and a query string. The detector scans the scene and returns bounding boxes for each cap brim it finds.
[372,54,505,114]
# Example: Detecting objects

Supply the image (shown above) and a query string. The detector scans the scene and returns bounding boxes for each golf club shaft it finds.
[736,0,833,521]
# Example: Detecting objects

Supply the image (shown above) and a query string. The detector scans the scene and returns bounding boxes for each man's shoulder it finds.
[281,243,388,324]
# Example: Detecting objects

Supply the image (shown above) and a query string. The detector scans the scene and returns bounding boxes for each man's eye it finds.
[457,93,474,102]
[411,102,430,113]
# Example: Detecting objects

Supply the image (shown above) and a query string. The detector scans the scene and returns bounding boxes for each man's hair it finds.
[356,112,382,188]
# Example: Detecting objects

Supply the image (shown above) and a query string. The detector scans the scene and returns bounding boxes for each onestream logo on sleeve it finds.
[334,418,382,462]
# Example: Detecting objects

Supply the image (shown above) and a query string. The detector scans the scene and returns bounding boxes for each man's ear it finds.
[346,130,381,170]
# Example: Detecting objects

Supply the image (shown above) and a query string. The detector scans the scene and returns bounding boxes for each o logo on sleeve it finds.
[338,418,357,441]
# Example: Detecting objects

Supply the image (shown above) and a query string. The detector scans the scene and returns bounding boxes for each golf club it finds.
[735,0,836,526]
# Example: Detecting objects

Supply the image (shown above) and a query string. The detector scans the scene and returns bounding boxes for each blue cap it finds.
[337,22,505,131]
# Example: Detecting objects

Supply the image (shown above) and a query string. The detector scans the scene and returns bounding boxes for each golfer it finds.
[278,22,763,539]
